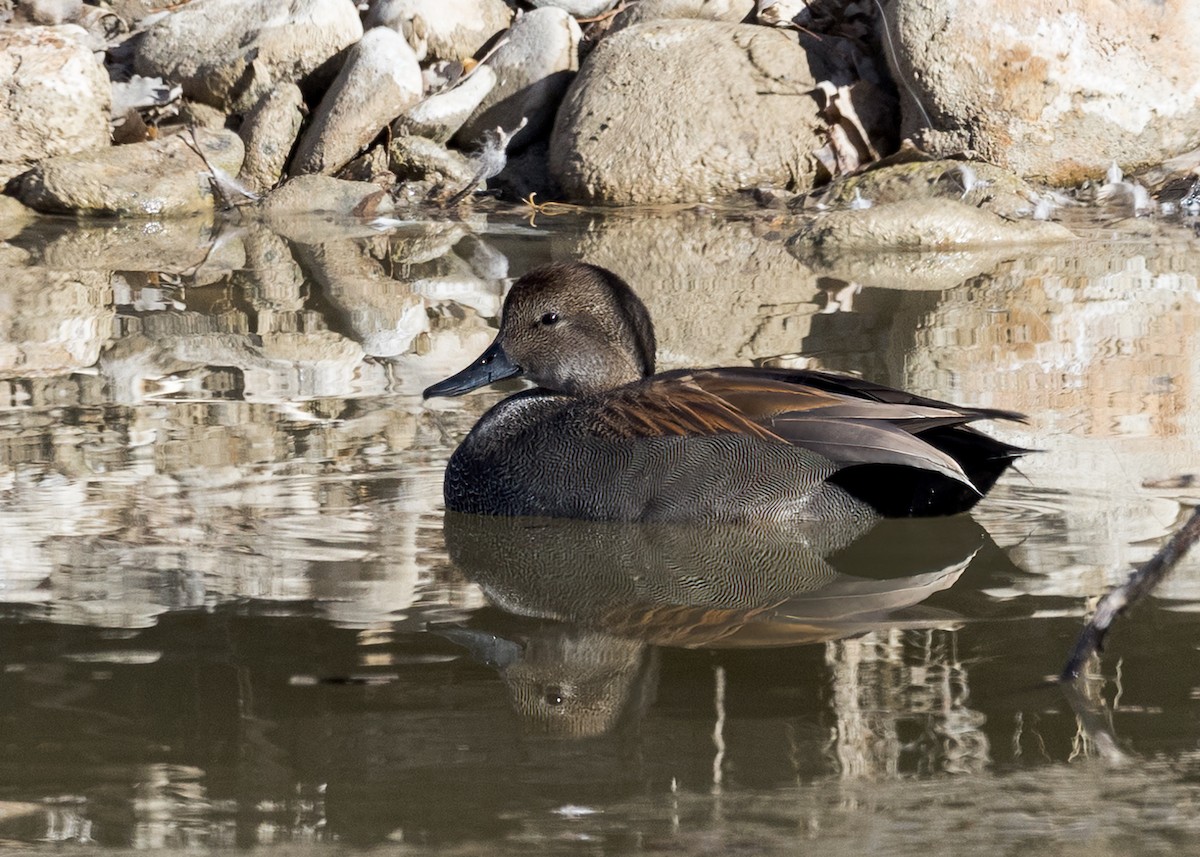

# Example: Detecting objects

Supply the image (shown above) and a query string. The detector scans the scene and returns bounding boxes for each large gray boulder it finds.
[291,27,423,176]
[455,7,581,151]
[0,25,111,184]
[886,0,1200,184]
[16,128,244,217]
[550,20,826,204]
[134,0,363,113]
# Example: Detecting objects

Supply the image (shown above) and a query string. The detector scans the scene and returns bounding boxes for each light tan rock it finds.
[394,66,497,144]
[22,0,82,25]
[239,84,306,193]
[550,21,825,204]
[0,196,36,241]
[609,0,754,32]
[531,0,617,15]
[389,135,477,185]
[258,175,397,244]
[262,174,395,217]
[886,0,1200,184]
[0,25,111,184]
[812,160,1053,221]
[365,0,512,62]
[291,27,424,176]
[15,128,243,217]
[134,0,363,112]
[456,7,581,151]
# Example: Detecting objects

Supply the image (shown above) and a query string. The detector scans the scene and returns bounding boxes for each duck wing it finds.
[589,368,1024,493]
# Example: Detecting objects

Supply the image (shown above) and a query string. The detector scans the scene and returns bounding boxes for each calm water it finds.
[2,203,1200,856]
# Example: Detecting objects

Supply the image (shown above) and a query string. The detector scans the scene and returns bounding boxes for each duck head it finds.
[423,262,657,398]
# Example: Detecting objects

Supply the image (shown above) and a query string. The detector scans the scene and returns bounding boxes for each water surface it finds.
[2,204,1199,855]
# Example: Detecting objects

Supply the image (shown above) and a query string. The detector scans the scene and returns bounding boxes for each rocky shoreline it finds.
[0,0,1198,231]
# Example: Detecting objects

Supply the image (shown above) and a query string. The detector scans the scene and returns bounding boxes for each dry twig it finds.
[1060,504,1200,682]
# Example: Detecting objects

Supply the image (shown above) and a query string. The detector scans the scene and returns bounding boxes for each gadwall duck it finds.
[424,262,1025,521]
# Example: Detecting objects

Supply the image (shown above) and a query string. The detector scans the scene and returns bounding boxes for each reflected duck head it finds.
[424,262,657,398]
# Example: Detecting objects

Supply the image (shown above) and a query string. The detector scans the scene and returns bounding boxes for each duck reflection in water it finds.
[440,513,991,738]
[424,262,1025,522]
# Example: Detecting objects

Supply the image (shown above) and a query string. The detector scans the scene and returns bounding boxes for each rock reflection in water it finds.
[4,207,1200,851]
[442,513,984,739]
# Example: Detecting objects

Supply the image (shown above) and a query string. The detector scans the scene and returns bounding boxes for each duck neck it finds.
[563,348,648,396]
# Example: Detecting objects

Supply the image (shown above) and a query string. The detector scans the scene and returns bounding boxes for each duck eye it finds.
[539,312,560,326]
[544,685,565,706]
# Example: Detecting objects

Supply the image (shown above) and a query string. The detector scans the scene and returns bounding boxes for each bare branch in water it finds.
[1060,504,1200,682]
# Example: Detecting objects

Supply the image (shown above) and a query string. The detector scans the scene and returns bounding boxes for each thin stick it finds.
[1060,504,1200,682]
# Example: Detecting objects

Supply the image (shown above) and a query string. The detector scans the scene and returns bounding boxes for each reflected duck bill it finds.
[423,339,522,398]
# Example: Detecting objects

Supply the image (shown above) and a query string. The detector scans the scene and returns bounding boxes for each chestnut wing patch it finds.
[588,369,991,488]
[590,373,783,441]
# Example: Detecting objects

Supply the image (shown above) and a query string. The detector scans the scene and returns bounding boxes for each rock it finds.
[134,0,363,113]
[530,0,617,17]
[262,174,395,215]
[455,7,581,152]
[609,0,753,32]
[16,128,244,217]
[789,199,1075,252]
[550,21,825,204]
[810,160,1054,221]
[177,99,229,130]
[260,175,397,242]
[0,196,36,241]
[338,146,394,184]
[0,25,111,184]
[886,0,1200,184]
[75,5,127,43]
[238,84,305,194]
[365,0,512,63]
[394,65,497,144]
[22,0,82,25]
[291,27,423,176]
[104,0,162,27]
[389,136,477,186]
